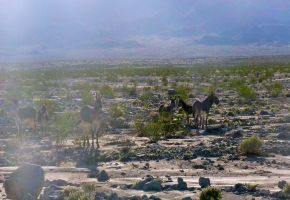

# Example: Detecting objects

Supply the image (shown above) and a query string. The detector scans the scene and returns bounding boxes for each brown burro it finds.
[4,163,45,200]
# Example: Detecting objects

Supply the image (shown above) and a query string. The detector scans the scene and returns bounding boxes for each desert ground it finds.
[0,64,289,200]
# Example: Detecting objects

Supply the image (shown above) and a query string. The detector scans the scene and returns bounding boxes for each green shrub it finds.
[238,85,257,100]
[81,182,96,193]
[266,82,283,97]
[140,91,154,102]
[121,84,137,96]
[49,113,77,145]
[246,183,258,192]
[200,187,222,200]
[174,84,191,100]
[141,113,187,142]
[64,190,94,200]
[230,80,257,100]
[239,135,263,156]
[108,104,124,119]
[282,183,290,198]
[100,85,114,98]
[161,76,168,86]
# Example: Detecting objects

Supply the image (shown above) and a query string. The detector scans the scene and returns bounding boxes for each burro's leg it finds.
[96,128,100,149]
[205,113,208,129]
[91,127,95,149]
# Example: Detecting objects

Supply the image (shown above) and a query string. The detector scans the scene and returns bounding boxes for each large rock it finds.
[4,164,45,200]
[97,170,110,182]
[143,180,162,192]
[278,180,287,189]
[198,177,211,188]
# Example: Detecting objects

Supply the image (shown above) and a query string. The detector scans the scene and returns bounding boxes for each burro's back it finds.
[17,107,37,120]
[80,105,99,123]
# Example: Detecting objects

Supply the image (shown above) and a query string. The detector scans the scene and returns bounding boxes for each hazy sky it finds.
[1,0,290,60]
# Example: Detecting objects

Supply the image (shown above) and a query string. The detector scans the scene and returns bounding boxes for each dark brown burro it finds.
[4,163,45,200]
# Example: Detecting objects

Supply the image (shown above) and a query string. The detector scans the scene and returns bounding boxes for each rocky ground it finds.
[0,66,289,199]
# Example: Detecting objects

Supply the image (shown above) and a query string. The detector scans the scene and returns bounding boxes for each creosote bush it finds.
[239,135,263,156]
[100,85,114,98]
[266,82,283,97]
[139,112,187,143]
[282,183,290,198]
[200,187,222,200]
[230,80,257,100]
[49,113,77,145]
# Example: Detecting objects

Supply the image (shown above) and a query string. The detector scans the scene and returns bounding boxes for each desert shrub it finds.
[81,182,96,193]
[161,76,168,86]
[139,91,155,104]
[121,84,137,96]
[108,104,124,119]
[266,82,283,97]
[246,183,258,192]
[282,183,290,198]
[239,135,263,156]
[73,83,96,105]
[230,80,257,100]
[237,85,257,100]
[100,85,114,98]
[49,113,77,145]
[141,113,187,142]
[200,187,222,200]
[0,109,7,117]
[108,104,128,128]
[64,189,94,200]
[105,73,118,82]
[174,84,191,100]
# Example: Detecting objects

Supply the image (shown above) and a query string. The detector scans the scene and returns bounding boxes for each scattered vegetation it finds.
[99,85,114,98]
[49,113,77,145]
[266,82,284,97]
[121,84,137,96]
[64,189,94,200]
[138,113,187,143]
[282,183,290,199]
[174,84,191,100]
[200,187,222,200]
[239,135,263,156]
[230,80,257,100]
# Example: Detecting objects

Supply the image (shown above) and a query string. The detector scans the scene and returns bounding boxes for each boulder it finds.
[97,170,110,182]
[278,180,287,189]
[143,180,162,192]
[199,177,211,188]
[177,177,187,191]
[4,164,45,200]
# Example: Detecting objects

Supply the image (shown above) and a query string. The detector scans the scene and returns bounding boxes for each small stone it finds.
[199,177,211,188]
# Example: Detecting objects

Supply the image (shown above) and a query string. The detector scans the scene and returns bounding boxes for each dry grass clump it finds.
[239,135,263,156]
[200,187,222,200]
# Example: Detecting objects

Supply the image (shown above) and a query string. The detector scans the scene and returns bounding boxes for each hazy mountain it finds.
[0,0,290,61]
